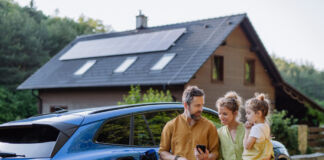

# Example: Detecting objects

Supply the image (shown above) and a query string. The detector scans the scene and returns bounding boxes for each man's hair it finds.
[182,86,205,105]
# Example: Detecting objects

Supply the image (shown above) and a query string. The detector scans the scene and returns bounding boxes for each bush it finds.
[118,85,173,105]
[0,86,37,124]
[270,110,299,155]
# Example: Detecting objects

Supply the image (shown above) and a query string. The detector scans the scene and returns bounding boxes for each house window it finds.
[151,53,176,71]
[74,60,96,76]
[212,56,224,82]
[50,105,68,113]
[244,59,255,84]
[114,57,137,73]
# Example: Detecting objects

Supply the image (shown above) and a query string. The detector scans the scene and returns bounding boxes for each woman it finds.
[216,91,244,160]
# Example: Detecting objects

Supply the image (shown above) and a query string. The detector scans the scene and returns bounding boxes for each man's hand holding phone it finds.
[194,145,209,160]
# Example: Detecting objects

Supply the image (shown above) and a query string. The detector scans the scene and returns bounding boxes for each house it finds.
[18,13,323,124]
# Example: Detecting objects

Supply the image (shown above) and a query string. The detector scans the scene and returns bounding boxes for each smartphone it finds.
[196,144,206,154]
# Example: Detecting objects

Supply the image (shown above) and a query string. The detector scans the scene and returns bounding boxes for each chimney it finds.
[136,10,147,29]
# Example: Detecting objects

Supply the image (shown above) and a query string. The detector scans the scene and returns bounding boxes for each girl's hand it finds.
[244,121,254,129]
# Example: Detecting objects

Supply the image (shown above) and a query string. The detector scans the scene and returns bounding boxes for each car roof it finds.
[0,103,218,132]
[0,103,181,126]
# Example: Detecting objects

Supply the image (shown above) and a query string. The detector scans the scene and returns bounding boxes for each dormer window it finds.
[114,57,137,73]
[151,53,176,71]
[74,60,96,76]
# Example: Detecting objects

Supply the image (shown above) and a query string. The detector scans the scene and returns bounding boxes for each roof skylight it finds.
[151,53,176,71]
[114,57,137,73]
[74,60,96,76]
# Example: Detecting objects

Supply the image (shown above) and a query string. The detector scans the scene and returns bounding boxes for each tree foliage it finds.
[0,0,110,89]
[0,0,48,89]
[270,110,299,154]
[118,85,174,105]
[0,0,111,123]
[0,86,37,124]
[272,55,324,108]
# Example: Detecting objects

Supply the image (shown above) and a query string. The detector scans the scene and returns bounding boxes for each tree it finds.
[77,14,113,34]
[0,0,112,123]
[118,85,173,105]
[0,0,112,88]
[0,0,49,89]
[272,54,324,108]
[0,86,37,124]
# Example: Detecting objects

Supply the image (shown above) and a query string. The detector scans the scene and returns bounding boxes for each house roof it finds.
[18,14,246,89]
[17,14,323,112]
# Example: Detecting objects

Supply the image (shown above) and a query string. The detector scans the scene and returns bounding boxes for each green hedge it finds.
[270,110,299,155]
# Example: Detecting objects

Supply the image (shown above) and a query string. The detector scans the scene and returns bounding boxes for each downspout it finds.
[32,89,43,114]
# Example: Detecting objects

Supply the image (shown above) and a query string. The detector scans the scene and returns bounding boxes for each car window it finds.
[0,125,59,158]
[96,115,131,145]
[134,114,154,146]
[202,111,222,128]
[142,109,182,145]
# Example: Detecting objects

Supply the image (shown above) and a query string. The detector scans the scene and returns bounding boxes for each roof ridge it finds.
[75,13,246,40]
[147,12,246,29]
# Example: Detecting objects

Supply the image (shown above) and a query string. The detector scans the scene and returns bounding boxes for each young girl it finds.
[243,93,274,160]
[216,91,244,160]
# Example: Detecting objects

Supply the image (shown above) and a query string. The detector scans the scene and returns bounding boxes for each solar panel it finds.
[59,28,186,60]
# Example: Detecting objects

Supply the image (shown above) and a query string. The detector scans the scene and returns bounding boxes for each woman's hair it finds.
[216,91,242,113]
[245,93,271,119]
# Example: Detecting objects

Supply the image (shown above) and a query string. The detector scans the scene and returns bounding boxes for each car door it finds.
[93,114,141,160]
[131,109,183,159]
[130,107,221,159]
[53,114,140,160]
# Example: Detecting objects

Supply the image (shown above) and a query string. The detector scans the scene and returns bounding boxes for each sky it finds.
[17,0,324,70]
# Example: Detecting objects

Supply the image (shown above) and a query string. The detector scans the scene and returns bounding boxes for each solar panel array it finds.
[59,28,186,60]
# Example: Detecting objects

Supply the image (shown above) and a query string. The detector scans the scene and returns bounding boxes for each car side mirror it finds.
[140,149,158,160]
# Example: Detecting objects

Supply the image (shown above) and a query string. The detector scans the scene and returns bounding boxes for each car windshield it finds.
[0,125,59,158]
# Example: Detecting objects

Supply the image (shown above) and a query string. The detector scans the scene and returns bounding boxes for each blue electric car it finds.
[0,103,290,160]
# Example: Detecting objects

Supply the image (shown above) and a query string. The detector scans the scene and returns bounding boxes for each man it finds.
[159,86,219,160]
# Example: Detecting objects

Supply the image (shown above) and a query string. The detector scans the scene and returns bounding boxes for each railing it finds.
[308,127,324,152]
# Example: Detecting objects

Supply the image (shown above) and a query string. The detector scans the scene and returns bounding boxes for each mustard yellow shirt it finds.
[218,123,245,160]
[242,139,274,160]
[159,114,219,160]
[242,123,274,160]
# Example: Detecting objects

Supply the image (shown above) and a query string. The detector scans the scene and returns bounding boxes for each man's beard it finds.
[188,107,202,121]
